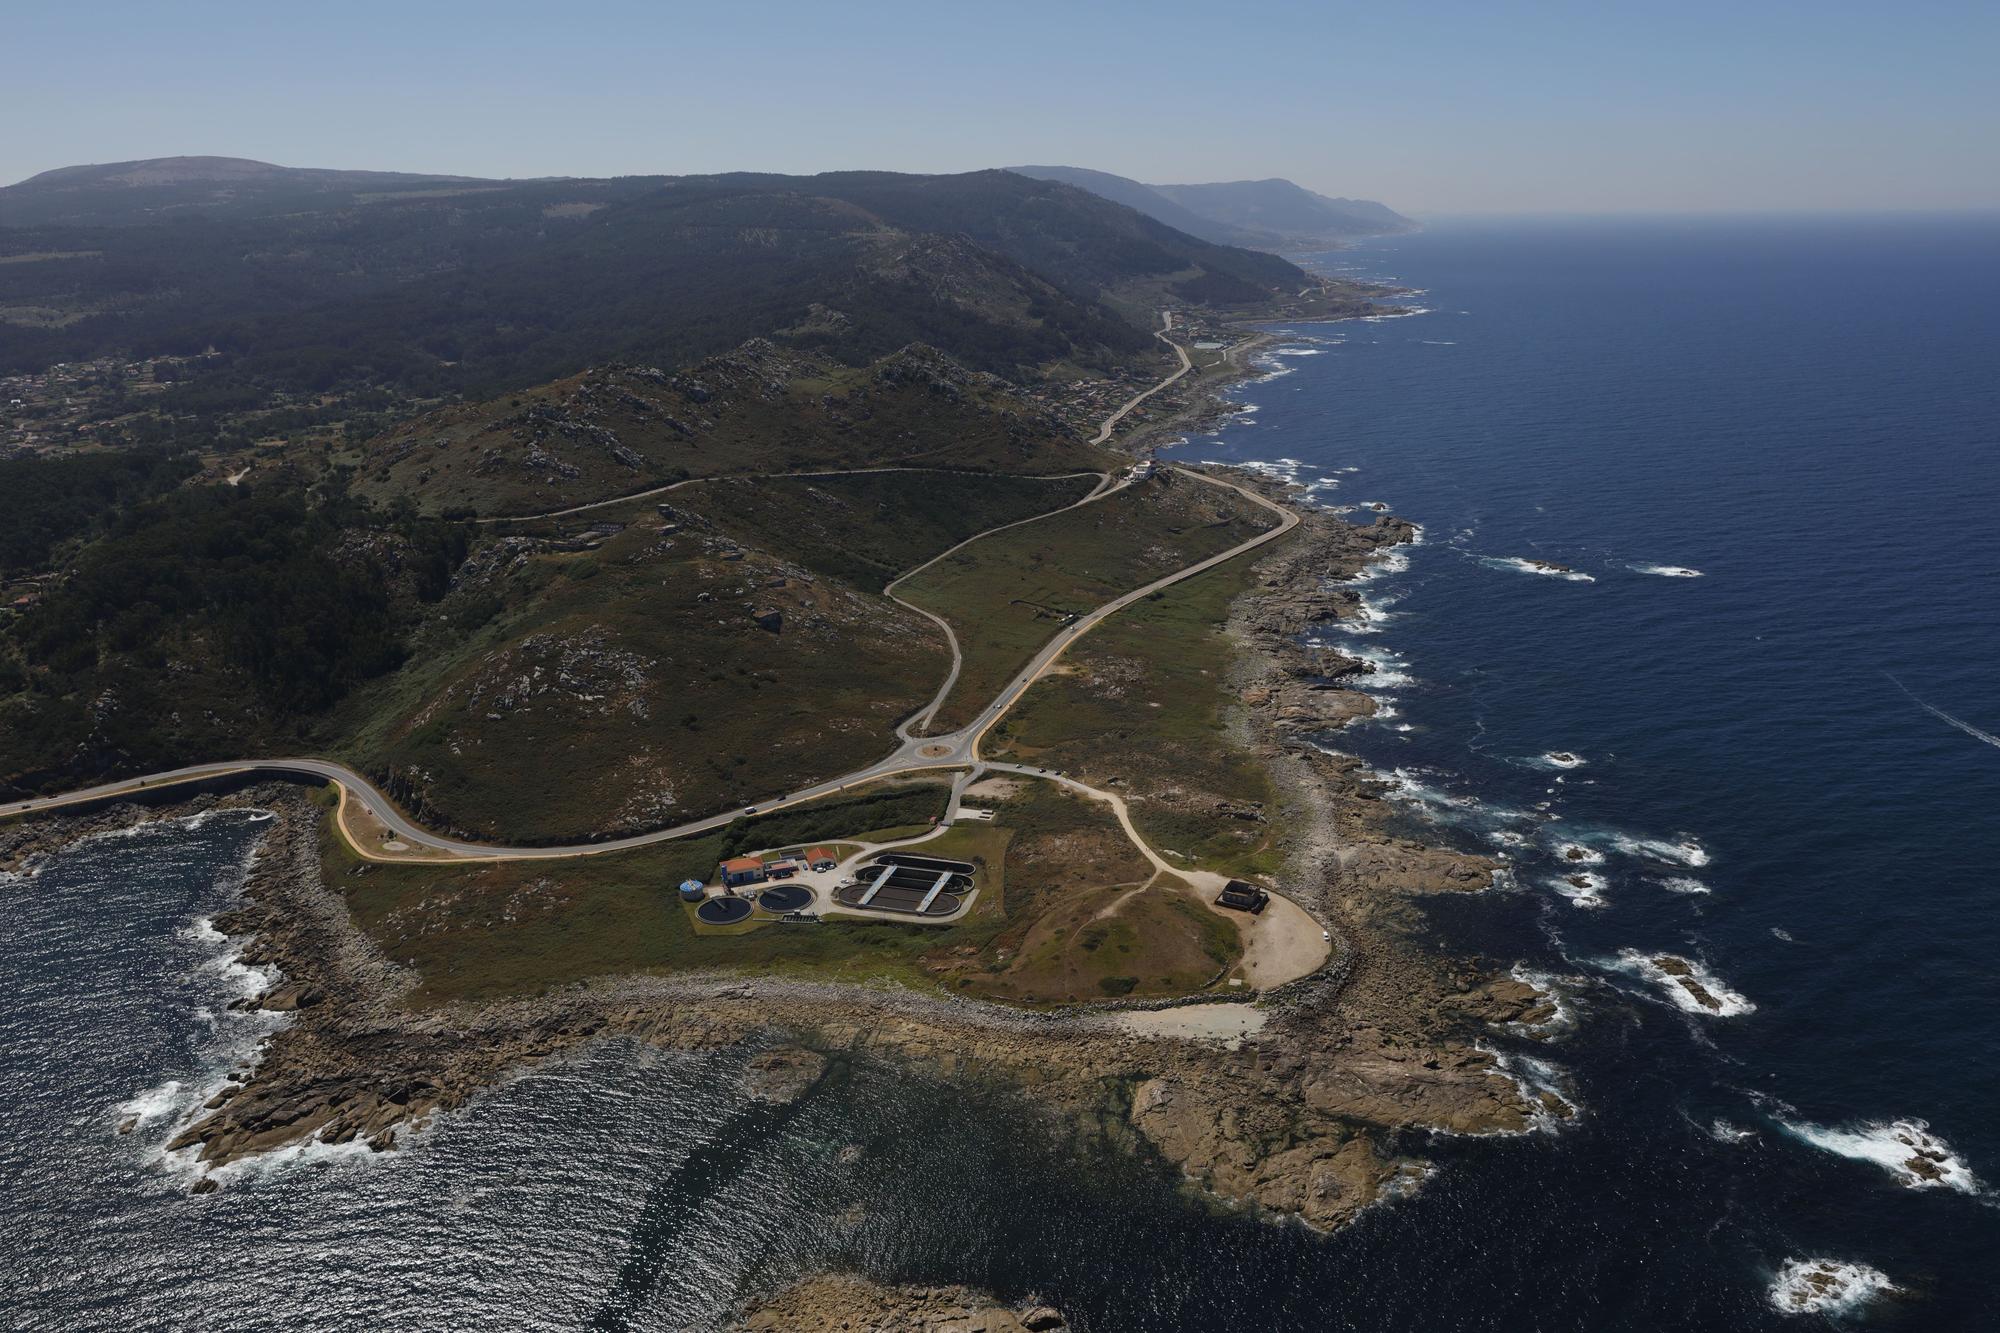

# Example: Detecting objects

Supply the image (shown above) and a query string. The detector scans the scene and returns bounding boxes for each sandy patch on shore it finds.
[1111,1002,1266,1042]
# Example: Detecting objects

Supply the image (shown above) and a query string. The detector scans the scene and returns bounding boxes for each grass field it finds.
[986,539,1291,878]
[674,469,1101,592]
[330,782,962,1002]
[326,772,1240,1007]
[351,346,1113,518]
[893,473,1279,733]
[342,514,949,843]
[940,782,1241,1003]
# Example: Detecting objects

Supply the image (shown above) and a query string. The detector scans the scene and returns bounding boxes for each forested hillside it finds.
[0,162,1316,406]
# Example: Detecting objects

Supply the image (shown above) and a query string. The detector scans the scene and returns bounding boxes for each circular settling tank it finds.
[696,897,754,925]
[758,884,812,913]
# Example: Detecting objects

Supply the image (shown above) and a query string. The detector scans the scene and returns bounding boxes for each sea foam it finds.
[1482,556,1596,583]
[1778,1116,1980,1193]
[1630,563,1704,578]
[1607,949,1754,1016]
[1478,1047,1577,1134]
[1768,1258,1898,1317]
[1549,871,1608,909]
[1611,833,1711,867]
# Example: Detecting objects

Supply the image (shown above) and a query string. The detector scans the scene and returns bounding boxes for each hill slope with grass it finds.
[351,340,1109,517]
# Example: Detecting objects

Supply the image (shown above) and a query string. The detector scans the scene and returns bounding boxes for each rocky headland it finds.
[0,469,1573,1236]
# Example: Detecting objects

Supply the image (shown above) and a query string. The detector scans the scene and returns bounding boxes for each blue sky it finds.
[7,0,1997,212]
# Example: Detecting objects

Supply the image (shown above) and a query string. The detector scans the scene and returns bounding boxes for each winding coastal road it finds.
[1090,310,1192,445]
[5,312,1299,874]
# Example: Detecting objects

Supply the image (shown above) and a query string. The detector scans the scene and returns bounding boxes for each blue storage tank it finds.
[678,879,706,902]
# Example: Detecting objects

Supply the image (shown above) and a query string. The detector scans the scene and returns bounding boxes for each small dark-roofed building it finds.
[1216,879,1269,913]
[719,856,767,888]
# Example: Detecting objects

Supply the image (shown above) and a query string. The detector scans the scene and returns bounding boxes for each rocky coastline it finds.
[733,1275,1068,1332]
[3,464,1570,1240]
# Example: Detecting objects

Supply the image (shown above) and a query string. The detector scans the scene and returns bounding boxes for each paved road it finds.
[5,311,1299,864]
[1090,311,1192,445]
[884,471,1130,738]
[475,466,1108,527]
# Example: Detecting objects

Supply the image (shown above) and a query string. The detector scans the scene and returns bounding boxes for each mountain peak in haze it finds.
[1007,165,1414,251]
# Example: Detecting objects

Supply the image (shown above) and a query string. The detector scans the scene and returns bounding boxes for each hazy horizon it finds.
[7,0,1997,214]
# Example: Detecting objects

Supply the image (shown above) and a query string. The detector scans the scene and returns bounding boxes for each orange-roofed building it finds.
[719,856,766,888]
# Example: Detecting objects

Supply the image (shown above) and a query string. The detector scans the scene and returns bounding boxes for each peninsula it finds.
[0,157,1562,1236]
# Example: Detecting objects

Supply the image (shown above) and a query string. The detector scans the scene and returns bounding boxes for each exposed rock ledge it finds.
[735,1274,1067,1332]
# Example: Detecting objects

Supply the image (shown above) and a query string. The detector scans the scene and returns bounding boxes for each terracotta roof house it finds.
[719,856,767,889]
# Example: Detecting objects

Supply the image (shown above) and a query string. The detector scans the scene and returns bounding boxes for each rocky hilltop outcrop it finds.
[354,337,1085,517]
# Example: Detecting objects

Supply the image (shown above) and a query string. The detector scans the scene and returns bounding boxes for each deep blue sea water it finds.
[4,216,1996,1330]
[1166,213,2000,1324]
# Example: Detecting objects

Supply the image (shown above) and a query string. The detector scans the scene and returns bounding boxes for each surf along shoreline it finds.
[1,290,1574,1236]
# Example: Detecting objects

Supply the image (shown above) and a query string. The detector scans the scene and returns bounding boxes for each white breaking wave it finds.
[1630,563,1704,578]
[1536,751,1586,770]
[1210,456,1300,486]
[1607,949,1755,1016]
[1482,556,1596,583]
[1374,768,1540,830]
[1508,964,1577,1039]
[1709,1119,1757,1144]
[1549,871,1608,909]
[1340,644,1414,690]
[1778,1116,1980,1193]
[182,916,228,945]
[1349,545,1412,581]
[116,1080,186,1129]
[1478,1046,1577,1134]
[1611,833,1711,867]
[1658,876,1712,895]
[1768,1259,1898,1317]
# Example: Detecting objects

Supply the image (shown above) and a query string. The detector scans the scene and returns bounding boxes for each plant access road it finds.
[3,312,1298,865]
[1,463,1297,862]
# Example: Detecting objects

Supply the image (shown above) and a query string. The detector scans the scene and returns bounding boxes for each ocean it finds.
[5,215,1997,1330]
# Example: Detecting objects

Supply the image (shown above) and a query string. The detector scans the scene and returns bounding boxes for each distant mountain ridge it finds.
[0,155,506,225]
[0,157,1341,403]
[1008,165,1415,251]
